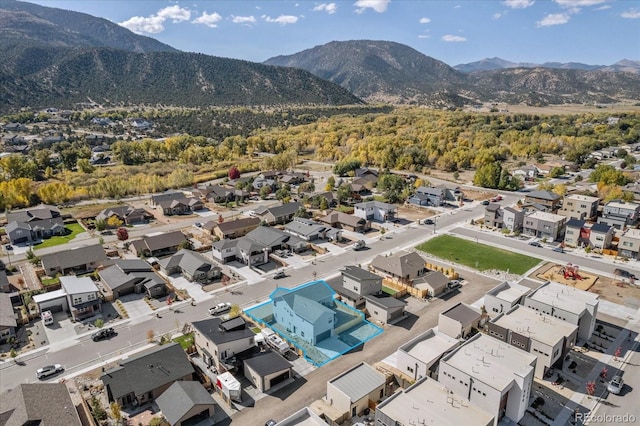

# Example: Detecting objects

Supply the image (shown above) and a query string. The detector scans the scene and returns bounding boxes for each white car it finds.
[36,364,64,380]
[209,302,232,316]
[607,375,624,395]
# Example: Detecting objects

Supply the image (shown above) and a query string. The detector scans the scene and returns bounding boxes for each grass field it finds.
[416,235,541,275]
[34,222,86,249]
[172,333,194,350]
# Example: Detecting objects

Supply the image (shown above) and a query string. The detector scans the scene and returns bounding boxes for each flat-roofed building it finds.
[375,377,494,426]
[397,327,461,382]
[559,194,600,221]
[438,302,482,339]
[598,200,640,230]
[439,334,536,426]
[484,281,533,317]
[524,281,598,341]
[522,211,567,241]
[489,305,578,378]
[618,228,640,260]
[275,407,328,426]
[325,362,386,422]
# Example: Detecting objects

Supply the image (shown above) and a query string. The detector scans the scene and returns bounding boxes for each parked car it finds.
[36,364,64,380]
[614,268,637,280]
[481,200,490,206]
[91,327,117,342]
[447,280,462,290]
[423,219,435,225]
[273,271,286,279]
[265,420,277,426]
[552,247,564,253]
[209,302,232,316]
[607,375,624,395]
[4,244,13,251]
[528,241,542,247]
[353,240,366,251]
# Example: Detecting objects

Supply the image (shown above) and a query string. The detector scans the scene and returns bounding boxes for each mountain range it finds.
[453,57,640,74]
[0,0,639,114]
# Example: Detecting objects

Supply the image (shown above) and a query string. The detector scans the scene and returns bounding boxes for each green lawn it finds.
[40,276,60,286]
[416,235,541,275]
[34,223,86,249]
[173,333,194,350]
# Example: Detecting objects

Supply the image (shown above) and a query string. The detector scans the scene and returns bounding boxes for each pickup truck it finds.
[209,302,232,316]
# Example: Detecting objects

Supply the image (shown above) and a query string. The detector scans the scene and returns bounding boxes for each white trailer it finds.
[261,328,290,355]
[216,372,241,402]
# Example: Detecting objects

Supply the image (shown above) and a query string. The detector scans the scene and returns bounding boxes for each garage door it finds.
[47,304,64,313]
[268,371,290,388]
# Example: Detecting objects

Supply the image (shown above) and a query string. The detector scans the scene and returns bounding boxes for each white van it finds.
[41,310,53,326]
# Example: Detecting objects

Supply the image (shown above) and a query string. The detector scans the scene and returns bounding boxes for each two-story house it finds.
[253,202,301,225]
[502,207,525,232]
[558,194,600,221]
[618,228,640,260]
[369,251,426,283]
[522,211,567,241]
[60,276,102,321]
[523,190,561,212]
[438,334,536,426]
[208,217,260,240]
[192,317,256,372]
[354,201,397,222]
[271,282,337,345]
[484,203,503,228]
[598,200,640,230]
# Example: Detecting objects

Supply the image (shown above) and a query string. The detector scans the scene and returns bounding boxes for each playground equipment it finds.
[559,263,582,280]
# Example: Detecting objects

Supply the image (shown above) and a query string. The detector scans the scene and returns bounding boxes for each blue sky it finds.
[29,0,640,66]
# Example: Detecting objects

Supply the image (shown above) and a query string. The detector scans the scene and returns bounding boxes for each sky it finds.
[28,0,640,66]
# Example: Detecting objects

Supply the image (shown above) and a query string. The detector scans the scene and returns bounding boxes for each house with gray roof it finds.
[0,293,17,343]
[325,362,386,423]
[271,281,337,345]
[40,244,108,276]
[0,383,83,426]
[156,381,215,426]
[414,270,449,298]
[60,276,101,321]
[369,251,426,283]
[0,270,10,293]
[484,203,503,228]
[192,317,256,372]
[101,343,194,408]
[318,211,370,233]
[150,191,204,216]
[364,295,406,324]
[409,186,456,207]
[159,249,221,283]
[438,302,482,339]
[283,217,329,241]
[5,204,65,244]
[523,190,561,212]
[588,222,614,249]
[130,231,187,258]
[253,202,301,225]
[96,205,151,226]
[354,201,397,222]
[243,350,293,393]
[598,200,640,230]
[99,259,166,299]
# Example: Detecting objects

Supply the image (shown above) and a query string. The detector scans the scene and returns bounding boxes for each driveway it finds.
[166,275,208,302]
[117,294,153,319]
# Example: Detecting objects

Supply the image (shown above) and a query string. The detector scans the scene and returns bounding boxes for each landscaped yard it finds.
[416,235,541,275]
[34,222,86,249]
[172,333,194,350]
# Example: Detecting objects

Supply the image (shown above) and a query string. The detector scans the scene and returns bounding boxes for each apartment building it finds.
[558,194,600,221]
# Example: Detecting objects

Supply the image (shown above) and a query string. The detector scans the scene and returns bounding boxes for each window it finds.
[407,366,414,373]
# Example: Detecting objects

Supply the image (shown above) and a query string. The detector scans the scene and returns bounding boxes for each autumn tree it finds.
[259,185,272,200]
[585,381,596,398]
[333,159,361,177]
[228,166,241,180]
[116,227,129,241]
[325,176,335,191]
[107,216,124,228]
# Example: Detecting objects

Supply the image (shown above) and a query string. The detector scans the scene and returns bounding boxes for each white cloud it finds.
[119,15,166,34]
[418,34,430,39]
[313,3,337,14]
[622,9,640,18]
[419,17,431,24]
[192,11,222,28]
[493,12,503,19]
[232,15,256,24]
[441,34,466,42]
[354,0,391,14]
[119,5,193,34]
[262,15,299,24]
[157,5,191,22]
[503,0,535,9]
[536,12,570,26]
[554,0,607,7]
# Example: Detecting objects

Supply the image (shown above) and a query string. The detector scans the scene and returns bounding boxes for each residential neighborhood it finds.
[1,157,639,426]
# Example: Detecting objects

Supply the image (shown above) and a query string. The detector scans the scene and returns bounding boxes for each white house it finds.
[439,334,536,426]
[489,305,578,378]
[484,281,533,317]
[396,328,461,382]
[353,201,397,222]
[524,281,598,341]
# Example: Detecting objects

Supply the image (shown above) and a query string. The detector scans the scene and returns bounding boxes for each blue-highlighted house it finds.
[272,281,336,345]
[245,280,383,366]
